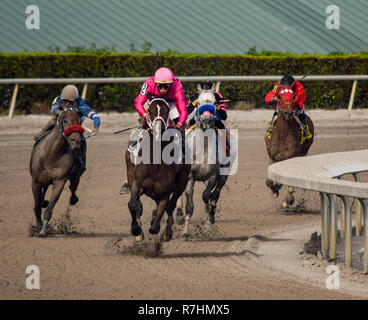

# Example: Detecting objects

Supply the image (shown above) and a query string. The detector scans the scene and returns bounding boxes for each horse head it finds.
[147,96,170,140]
[277,86,296,121]
[58,101,84,151]
[196,104,217,130]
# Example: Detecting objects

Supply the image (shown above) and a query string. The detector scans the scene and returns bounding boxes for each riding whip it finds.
[299,69,314,82]
[113,125,139,134]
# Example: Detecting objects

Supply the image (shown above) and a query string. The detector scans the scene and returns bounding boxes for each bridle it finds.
[146,98,170,130]
[57,107,85,140]
[278,86,295,113]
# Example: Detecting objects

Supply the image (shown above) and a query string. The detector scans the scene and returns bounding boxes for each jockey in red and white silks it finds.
[265,75,309,136]
[265,77,306,114]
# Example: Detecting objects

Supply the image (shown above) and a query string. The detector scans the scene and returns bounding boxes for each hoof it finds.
[41,200,49,208]
[38,232,46,238]
[273,192,279,198]
[135,233,144,242]
[182,232,190,239]
[70,195,79,206]
[131,224,142,237]
[149,225,160,235]
[208,216,215,224]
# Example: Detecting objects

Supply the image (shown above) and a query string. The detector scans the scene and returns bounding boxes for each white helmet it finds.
[197,91,216,106]
[61,85,79,101]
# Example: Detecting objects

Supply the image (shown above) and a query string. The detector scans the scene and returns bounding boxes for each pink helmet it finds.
[154,67,174,84]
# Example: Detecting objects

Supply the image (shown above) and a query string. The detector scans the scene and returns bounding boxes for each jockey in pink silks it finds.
[134,67,188,130]
[120,67,188,195]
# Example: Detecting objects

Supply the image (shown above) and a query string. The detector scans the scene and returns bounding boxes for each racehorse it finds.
[125,96,190,242]
[30,103,86,237]
[176,104,236,237]
[265,85,314,207]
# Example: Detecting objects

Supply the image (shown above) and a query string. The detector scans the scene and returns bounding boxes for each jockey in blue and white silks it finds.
[51,95,100,130]
[34,84,100,141]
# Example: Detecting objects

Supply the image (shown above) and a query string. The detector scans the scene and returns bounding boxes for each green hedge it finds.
[1,52,368,114]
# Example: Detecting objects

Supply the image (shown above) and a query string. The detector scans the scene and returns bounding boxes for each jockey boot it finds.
[120,181,130,195]
[298,112,309,137]
[266,111,278,134]
[34,114,58,141]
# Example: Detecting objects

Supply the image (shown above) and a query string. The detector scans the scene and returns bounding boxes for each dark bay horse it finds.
[125,97,190,242]
[30,104,86,237]
[265,85,314,207]
[176,104,237,237]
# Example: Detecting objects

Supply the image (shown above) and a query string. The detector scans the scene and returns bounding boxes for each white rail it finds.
[2,75,367,118]
[268,150,368,273]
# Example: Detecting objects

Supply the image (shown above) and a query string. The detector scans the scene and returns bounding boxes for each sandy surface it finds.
[1,109,368,300]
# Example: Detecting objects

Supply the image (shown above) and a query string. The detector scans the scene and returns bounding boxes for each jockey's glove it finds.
[175,122,183,131]
[140,113,149,126]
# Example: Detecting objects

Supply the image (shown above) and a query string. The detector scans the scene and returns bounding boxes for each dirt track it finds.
[1,109,368,300]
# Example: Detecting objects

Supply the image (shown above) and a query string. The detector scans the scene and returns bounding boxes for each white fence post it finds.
[8,84,19,119]
[348,80,358,111]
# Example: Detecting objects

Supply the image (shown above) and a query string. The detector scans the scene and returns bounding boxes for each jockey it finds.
[134,67,188,130]
[34,84,100,141]
[187,80,227,129]
[265,75,308,136]
[120,67,188,195]
[186,80,230,156]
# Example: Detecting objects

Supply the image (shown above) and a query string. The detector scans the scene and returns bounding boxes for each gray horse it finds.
[176,105,236,237]
[30,105,86,237]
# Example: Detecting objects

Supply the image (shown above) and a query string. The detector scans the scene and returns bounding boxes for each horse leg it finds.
[207,174,229,224]
[41,185,50,208]
[163,195,177,241]
[69,173,80,206]
[282,186,296,208]
[69,140,86,205]
[149,197,169,235]
[128,183,144,241]
[183,179,195,237]
[202,174,217,215]
[136,198,143,229]
[266,178,283,198]
[164,173,188,241]
[176,194,185,225]
[39,180,67,238]
[32,180,43,226]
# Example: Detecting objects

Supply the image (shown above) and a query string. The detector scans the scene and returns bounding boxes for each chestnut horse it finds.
[30,104,86,237]
[125,97,190,242]
[265,86,314,207]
